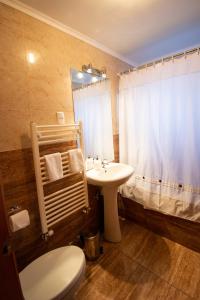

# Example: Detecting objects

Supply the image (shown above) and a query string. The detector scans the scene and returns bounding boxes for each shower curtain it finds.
[73,80,114,161]
[119,51,200,222]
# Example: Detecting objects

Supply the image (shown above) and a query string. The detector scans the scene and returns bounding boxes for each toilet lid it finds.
[19,246,85,300]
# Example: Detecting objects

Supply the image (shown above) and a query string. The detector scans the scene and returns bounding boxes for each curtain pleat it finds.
[119,52,200,222]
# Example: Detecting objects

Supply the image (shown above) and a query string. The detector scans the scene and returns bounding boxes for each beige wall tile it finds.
[0,3,129,152]
[0,109,31,151]
[30,109,74,126]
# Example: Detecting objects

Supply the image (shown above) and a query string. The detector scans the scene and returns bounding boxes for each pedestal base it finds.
[102,186,121,242]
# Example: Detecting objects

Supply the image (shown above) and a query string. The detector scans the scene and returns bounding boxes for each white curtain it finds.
[73,80,114,161]
[119,52,200,222]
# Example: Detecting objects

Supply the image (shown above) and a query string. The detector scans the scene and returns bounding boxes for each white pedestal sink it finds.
[86,163,134,242]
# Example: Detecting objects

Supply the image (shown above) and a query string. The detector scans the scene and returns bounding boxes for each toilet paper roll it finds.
[9,210,30,232]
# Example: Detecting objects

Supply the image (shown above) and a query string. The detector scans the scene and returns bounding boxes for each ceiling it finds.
[9,0,200,65]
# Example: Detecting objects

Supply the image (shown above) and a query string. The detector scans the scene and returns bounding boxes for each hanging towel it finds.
[68,149,84,173]
[44,152,63,181]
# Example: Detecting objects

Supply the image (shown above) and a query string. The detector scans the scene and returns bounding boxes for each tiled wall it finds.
[118,195,200,253]
[0,3,127,269]
[0,3,128,152]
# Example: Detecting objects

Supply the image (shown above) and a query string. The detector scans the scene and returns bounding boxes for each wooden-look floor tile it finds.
[118,220,151,258]
[169,247,200,299]
[119,221,183,281]
[75,246,191,300]
[76,248,142,300]
[76,220,200,299]
[119,220,200,298]
[123,269,190,300]
[120,195,200,254]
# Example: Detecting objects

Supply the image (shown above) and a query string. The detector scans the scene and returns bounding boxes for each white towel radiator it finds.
[31,122,89,239]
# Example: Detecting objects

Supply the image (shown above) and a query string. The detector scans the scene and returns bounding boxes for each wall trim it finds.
[0,0,134,66]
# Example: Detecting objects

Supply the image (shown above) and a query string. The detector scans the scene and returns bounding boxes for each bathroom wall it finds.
[0,3,128,270]
[0,3,127,152]
[118,196,200,253]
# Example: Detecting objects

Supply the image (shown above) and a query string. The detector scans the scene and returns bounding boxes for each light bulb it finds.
[102,73,107,78]
[92,76,98,83]
[27,52,35,64]
[77,72,83,79]
[87,68,92,73]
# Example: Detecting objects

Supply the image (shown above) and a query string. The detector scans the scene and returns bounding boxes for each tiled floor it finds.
[75,220,200,300]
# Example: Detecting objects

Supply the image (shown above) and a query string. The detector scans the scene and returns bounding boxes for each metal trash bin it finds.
[84,232,101,260]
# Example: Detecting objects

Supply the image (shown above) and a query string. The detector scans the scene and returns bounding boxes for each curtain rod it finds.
[118,46,200,76]
[72,78,108,91]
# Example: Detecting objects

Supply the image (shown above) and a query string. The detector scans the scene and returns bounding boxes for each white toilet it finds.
[19,246,86,300]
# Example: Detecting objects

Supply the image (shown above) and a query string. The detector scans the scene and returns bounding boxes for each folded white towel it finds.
[44,152,63,181]
[68,149,84,173]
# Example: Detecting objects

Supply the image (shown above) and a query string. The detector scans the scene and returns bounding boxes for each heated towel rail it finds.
[31,122,89,239]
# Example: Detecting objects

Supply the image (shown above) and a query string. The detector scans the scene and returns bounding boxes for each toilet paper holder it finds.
[8,205,21,216]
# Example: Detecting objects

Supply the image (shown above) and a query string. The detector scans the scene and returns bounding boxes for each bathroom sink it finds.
[86,163,134,243]
[86,162,134,187]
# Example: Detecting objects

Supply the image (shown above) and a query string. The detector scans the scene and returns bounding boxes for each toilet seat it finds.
[19,246,86,300]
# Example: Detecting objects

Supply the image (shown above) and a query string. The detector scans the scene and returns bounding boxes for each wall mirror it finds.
[70,68,114,161]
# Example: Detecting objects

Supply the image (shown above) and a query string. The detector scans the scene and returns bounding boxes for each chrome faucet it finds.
[102,160,109,172]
